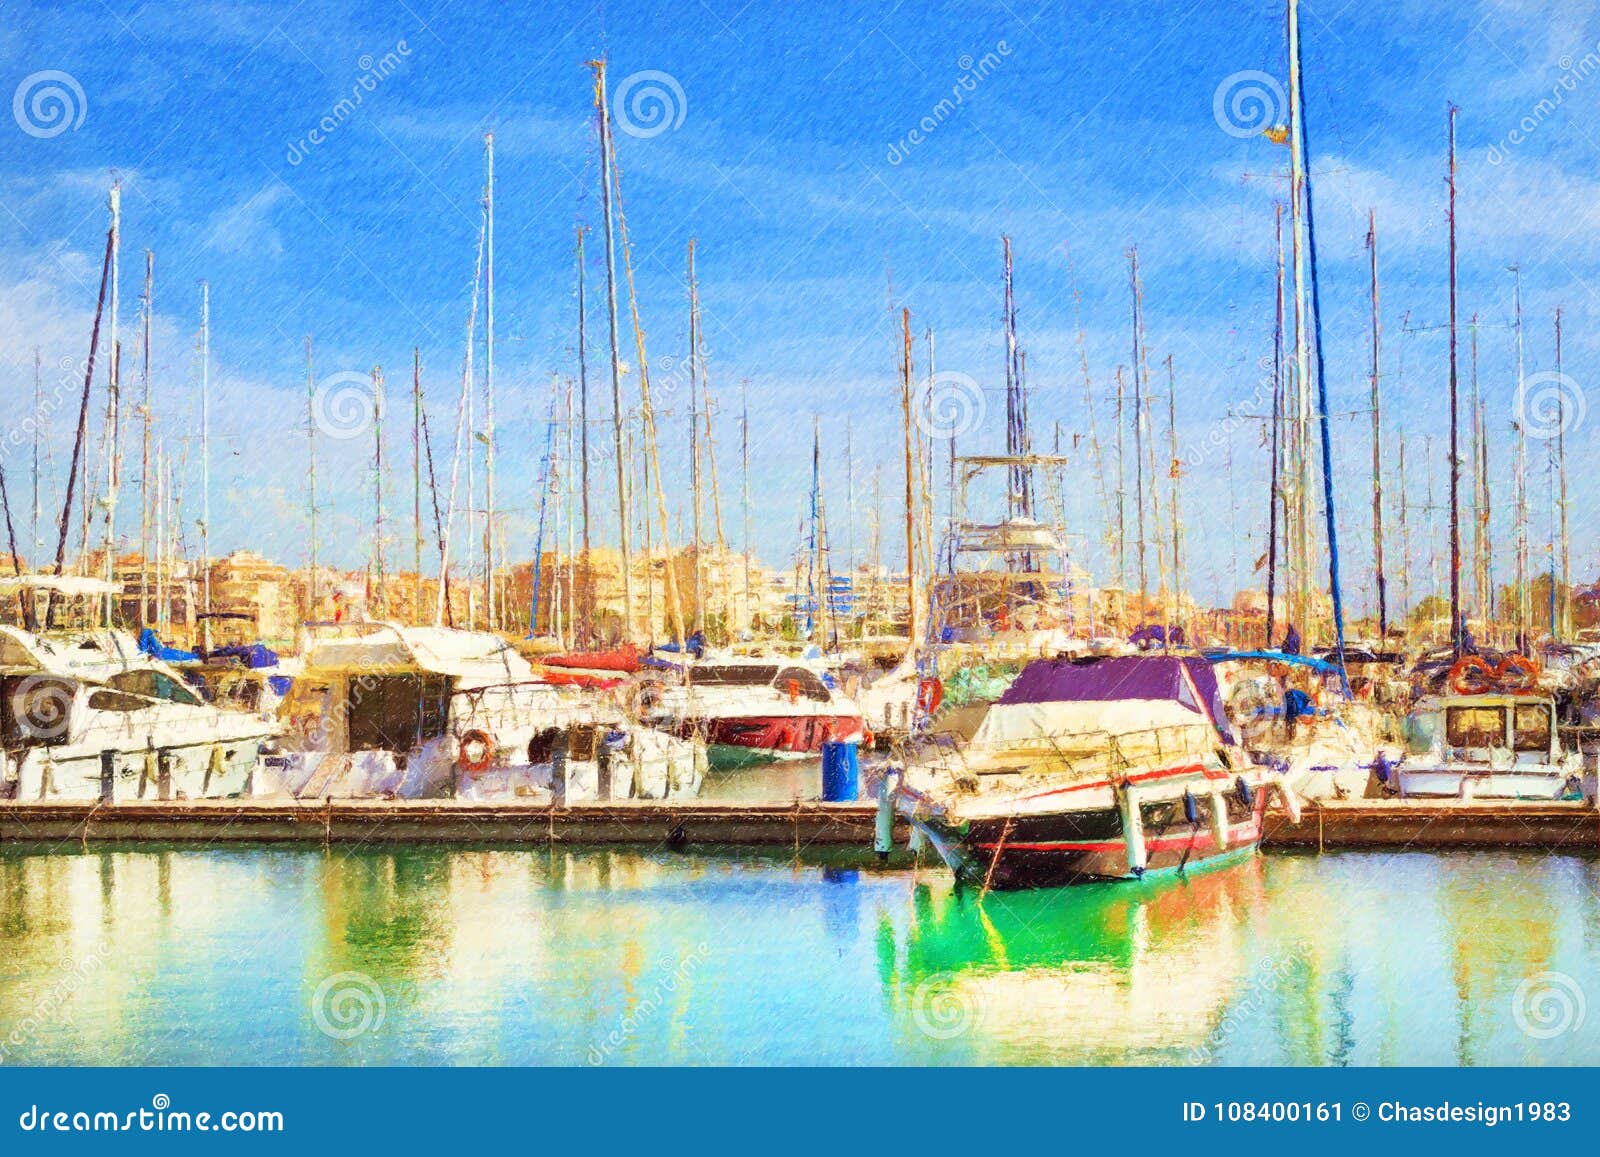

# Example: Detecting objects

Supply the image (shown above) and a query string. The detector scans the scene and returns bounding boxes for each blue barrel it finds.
[820,740,860,802]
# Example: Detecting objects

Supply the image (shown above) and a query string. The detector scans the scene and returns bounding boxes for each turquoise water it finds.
[2,843,1597,1066]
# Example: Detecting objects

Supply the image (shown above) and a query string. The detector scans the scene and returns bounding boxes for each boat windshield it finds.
[1512,703,1552,753]
[1445,705,1505,749]
[107,668,204,707]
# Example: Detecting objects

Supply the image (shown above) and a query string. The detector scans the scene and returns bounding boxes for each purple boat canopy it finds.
[998,655,1236,744]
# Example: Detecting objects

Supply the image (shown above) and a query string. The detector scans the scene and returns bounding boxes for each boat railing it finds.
[923,721,1218,783]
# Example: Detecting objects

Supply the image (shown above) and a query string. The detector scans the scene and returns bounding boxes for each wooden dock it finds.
[0,799,896,847]
[1262,799,1600,851]
[3,797,1600,853]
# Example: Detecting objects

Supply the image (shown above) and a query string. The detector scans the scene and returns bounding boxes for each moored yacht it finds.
[1395,687,1587,801]
[265,622,705,801]
[896,654,1296,890]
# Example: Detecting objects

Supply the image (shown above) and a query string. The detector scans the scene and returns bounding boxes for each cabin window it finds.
[1512,704,1552,753]
[1445,706,1505,749]
[345,674,451,752]
[776,668,831,702]
[107,669,203,707]
[87,689,150,714]
[0,675,75,747]
[692,665,778,686]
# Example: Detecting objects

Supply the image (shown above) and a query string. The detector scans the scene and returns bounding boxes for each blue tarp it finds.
[138,628,199,663]
[205,642,280,669]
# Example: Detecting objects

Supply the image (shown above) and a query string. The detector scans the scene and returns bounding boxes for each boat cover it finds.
[998,655,1235,744]
[138,628,199,663]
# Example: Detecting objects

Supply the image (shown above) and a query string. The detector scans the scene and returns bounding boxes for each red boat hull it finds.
[678,714,866,760]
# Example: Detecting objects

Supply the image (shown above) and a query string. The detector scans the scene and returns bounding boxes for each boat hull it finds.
[684,714,866,769]
[911,787,1270,891]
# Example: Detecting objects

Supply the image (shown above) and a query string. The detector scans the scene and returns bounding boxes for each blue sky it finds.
[3,0,1599,615]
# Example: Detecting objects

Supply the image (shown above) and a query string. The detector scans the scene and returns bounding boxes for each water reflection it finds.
[0,844,1596,1065]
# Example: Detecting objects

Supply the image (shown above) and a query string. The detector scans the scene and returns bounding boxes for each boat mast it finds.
[688,239,704,634]
[139,249,153,628]
[1446,104,1463,656]
[1469,316,1485,633]
[413,347,423,626]
[305,336,317,620]
[576,225,591,642]
[901,308,921,650]
[200,279,211,649]
[741,379,751,633]
[1267,204,1284,647]
[1511,265,1529,646]
[483,131,497,632]
[1164,355,1183,641]
[102,182,120,626]
[590,60,633,641]
[1127,252,1147,614]
[32,348,42,570]
[372,365,386,613]
[1290,0,1350,689]
[1556,307,1569,639]
[1113,366,1127,625]
[1366,209,1387,639]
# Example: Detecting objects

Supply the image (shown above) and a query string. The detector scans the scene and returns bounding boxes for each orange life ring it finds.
[1496,654,1539,693]
[456,729,495,774]
[916,677,944,714]
[1448,655,1497,696]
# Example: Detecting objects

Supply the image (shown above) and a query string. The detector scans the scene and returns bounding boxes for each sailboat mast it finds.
[1290,0,1350,689]
[1511,265,1529,645]
[576,225,591,640]
[591,60,633,641]
[1165,355,1183,639]
[1113,366,1127,622]
[305,336,317,619]
[901,308,920,648]
[1446,104,1463,655]
[1127,251,1147,613]
[102,182,120,624]
[483,131,497,631]
[741,379,751,632]
[413,347,423,625]
[139,250,153,628]
[688,239,704,634]
[372,365,386,612]
[1267,204,1284,647]
[1366,209,1387,638]
[200,279,211,649]
[1556,307,1568,638]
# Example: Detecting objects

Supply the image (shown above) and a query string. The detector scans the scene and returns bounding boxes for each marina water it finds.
[2,844,1595,1066]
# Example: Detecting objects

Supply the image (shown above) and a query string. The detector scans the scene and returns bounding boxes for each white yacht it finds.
[0,577,281,802]
[1395,691,1587,801]
[263,622,705,801]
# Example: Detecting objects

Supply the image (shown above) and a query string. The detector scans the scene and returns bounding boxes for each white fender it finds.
[1209,787,1230,850]
[1118,783,1148,875]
